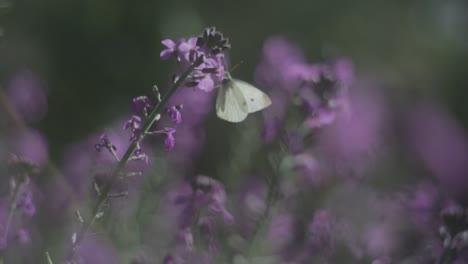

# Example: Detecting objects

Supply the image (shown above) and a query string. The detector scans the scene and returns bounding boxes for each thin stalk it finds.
[438,248,456,264]
[3,178,24,242]
[66,63,197,261]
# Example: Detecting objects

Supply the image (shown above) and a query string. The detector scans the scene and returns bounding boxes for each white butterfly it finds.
[216,78,272,122]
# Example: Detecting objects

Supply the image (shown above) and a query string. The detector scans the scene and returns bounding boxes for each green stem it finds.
[66,63,197,261]
[3,178,23,241]
[438,248,456,264]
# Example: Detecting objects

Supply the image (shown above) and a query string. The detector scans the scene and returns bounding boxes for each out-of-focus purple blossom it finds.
[163,176,232,264]
[267,213,294,251]
[70,236,119,264]
[363,223,397,259]
[64,121,151,198]
[172,175,233,229]
[0,237,7,250]
[132,96,154,116]
[317,87,387,173]
[405,181,443,232]
[298,63,352,130]
[371,257,392,264]
[407,101,468,197]
[163,254,175,264]
[254,36,305,91]
[10,129,49,167]
[307,209,335,257]
[17,189,35,217]
[6,70,47,123]
[262,90,288,143]
[255,37,305,142]
[255,36,355,143]
[292,154,324,187]
[164,128,176,151]
[167,105,183,125]
[305,108,338,129]
[17,229,30,244]
[124,115,143,142]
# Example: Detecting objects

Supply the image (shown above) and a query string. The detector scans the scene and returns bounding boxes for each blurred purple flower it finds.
[6,70,47,123]
[172,175,233,229]
[191,55,225,92]
[292,154,324,187]
[317,87,387,173]
[71,236,119,264]
[164,128,176,151]
[307,209,335,256]
[94,133,117,153]
[17,229,30,244]
[17,188,36,217]
[124,115,143,142]
[407,101,468,196]
[267,213,294,251]
[167,105,183,125]
[10,129,49,167]
[254,36,305,91]
[132,96,154,116]
[405,181,443,232]
[0,237,6,250]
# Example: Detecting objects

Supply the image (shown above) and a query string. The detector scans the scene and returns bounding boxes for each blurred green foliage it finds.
[1,0,467,162]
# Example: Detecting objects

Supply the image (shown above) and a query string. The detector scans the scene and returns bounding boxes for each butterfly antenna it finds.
[230,60,244,73]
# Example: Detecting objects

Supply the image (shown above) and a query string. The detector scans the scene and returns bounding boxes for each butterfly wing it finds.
[216,80,249,122]
[233,79,272,113]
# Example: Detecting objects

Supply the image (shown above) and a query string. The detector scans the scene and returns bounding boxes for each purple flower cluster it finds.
[254,36,353,145]
[164,175,233,263]
[161,27,230,92]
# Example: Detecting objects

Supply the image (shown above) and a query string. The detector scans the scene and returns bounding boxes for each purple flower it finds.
[292,154,324,187]
[124,115,143,142]
[192,55,225,92]
[163,255,175,264]
[308,209,334,254]
[160,39,177,60]
[17,189,36,217]
[406,101,468,196]
[94,133,117,152]
[254,36,305,91]
[267,214,294,250]
[317,87,386,174]
[160,38,198,62]
[164,128,176,151]
[10,129,49,167]
[172,175,233,229]
[69,236,119,264]
[132,96,154,115]
[6,70,47,123]
[17,229,30,244]
[162,28,230,92]
[167,105,183,125]
[0,237,7,250]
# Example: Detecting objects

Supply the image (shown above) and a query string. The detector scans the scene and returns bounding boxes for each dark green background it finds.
[1,0,467,161]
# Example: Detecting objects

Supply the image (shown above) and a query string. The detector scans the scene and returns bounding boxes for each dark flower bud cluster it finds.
[439,204,468,252]
[196,27,231,55]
